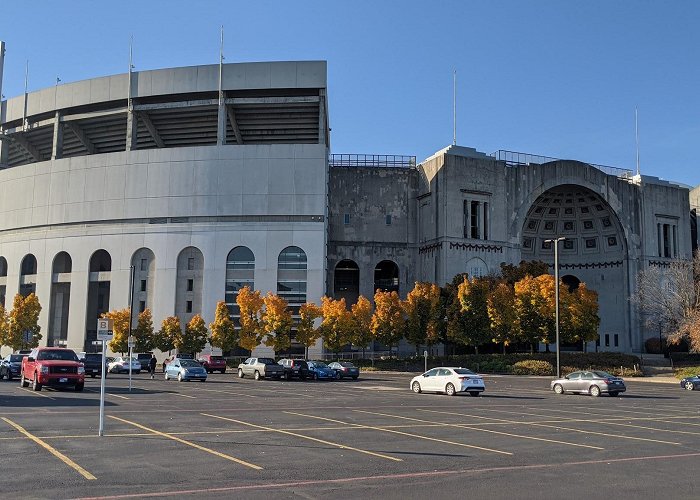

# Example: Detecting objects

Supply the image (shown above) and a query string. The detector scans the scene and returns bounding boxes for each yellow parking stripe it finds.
[201,413,402,462]
[352,410,604,450]
[108,415,262,470]
[286,411,512,456]
[1,417,96,480]
[19,387,55,400]
[420,409,681,446]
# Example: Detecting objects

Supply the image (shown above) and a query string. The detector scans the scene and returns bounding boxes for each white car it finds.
[410,367,484,397]
[108,356,142,374]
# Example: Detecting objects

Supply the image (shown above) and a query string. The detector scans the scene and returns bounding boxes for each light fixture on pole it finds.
[544,237,566,378]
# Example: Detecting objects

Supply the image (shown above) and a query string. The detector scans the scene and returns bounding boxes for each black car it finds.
[328,361,360,380]
[680,375,700,391]
[278,359,311,380]
[79,353,106,378]
[1,354,24,380]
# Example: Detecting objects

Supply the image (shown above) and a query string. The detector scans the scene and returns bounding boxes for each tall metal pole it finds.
[0,41,5,105]
[99,339,106,436]
[22,61,28,131]
[452,69,456,146]
[128,265,136,391]
[635,107,640,177]
[554,239,561,379]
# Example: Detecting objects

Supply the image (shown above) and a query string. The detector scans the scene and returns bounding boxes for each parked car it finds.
[20,347,85,391]
[306,361,336,380]
[680,374,700,391]
[164,359,207,382]
[79,352,106,378]
[136,353,155,372]
[108,356,142,374]
[328,361,360,380]
[162,353,194,372]
[197,354,227,374]
[237,358,284,380]
[1,354,24,380]
[410,367,484,396]
[550,370,626,397]
[278,359,310,380]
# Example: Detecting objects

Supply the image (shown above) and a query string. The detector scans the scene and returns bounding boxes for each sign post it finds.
[96,318,113,437]
[424,350,428,373]
[127,335,135,392]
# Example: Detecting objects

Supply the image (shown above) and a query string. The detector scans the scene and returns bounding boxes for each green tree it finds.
[0,303,9,348]
[6,293,42,351]
[156,316,181,353]
[133,308,155,352]
[177,314,209,355]
[209,301,238,353]
[262,292,293,354]
[403,282,442,353]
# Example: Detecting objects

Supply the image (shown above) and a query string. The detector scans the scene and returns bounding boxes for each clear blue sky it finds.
[2,1,699,186]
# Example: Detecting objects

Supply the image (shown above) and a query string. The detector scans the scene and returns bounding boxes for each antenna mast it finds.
[635,107,640,176]
[453,69,456,146]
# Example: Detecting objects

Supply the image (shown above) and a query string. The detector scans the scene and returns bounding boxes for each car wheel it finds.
[254,371,261,381]
[609,391,619,397]
[6,372,12,381]
[412,381,422,393]
[553,384,564,395]
[221,369,226,374]
[164,372,169,381]
[32,374,42,392]
[20,372,29,388]
[445,383,456,396]
[469,391,481,397]
[177,373,183,382]
[75,383,84,392]
[238,369,244,378]
[335,371,341,380]
[685,381,695,391]
[589,385,601,397]
[352,376,358,380]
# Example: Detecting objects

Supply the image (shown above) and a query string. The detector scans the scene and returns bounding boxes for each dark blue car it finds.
[1,354,24,381]
[306,361,336,380]
[680,375,700,391]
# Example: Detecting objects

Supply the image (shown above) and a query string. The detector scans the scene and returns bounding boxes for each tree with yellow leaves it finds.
[6,293,42,351]
[561,283,600,348]
[156,316,181,353]
[262,292,293,354]
[350,295,374,356]
[487,282,518,353]
[403,282,442,353]
[455,277,493,353]
[237,286,264,352]
[296,302,322,358]
[103,308,132,354]
[209,301,238,353]
[320,296,354,355]
[178,314,209,355]
[0,303,9,348]
[370,290,405,355]
[513,274,557,352]
[133,308,155,352]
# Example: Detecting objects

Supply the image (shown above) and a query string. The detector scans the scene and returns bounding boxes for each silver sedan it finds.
[551,370,626,397]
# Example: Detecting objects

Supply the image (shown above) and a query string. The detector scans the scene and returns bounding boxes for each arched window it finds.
[277,247,307,351]
[374,260,399,293]
[334,259,359,304]
[561,274,581,292]
[85,250,112,351]
[20,254,38,296]
[225,246,255,324]
[49,252,72,346]
[466,257,489,279]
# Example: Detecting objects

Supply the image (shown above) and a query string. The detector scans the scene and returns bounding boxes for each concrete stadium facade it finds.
[1,55,699,357]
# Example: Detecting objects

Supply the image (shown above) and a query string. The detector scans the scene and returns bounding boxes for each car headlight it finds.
[78,366,85,375]
[40,366,49,374]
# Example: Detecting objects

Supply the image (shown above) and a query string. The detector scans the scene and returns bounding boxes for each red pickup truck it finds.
[20,347,85,392]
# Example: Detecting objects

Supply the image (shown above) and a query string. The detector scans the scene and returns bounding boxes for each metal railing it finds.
[490,150,634,179]
[330,154,416,169]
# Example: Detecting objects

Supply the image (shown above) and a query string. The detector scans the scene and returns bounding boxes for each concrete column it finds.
[318,89,326,145]
[657,223,662,256]
[51,111,63,159]
[126,109,138,151]
[0,137,9,167]
[672,224,678,258]
[66,270,89,352]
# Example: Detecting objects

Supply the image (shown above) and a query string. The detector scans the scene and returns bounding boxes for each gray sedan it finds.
[550,370,626,397]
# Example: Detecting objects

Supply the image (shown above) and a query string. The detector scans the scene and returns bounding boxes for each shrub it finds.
[645,337,662,354]
[512,360,554,376]
[674,366,700,380]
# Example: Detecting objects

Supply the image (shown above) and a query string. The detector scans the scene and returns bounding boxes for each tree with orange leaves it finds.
[237,286,264,352]
[262,292,293,354]
[296,302,322,358]
[487,282,518,354]
[456,277,493,353]
[404,282,442,353]
[320,296,353,355]
[350,295,375,356]
[370,290,405,354]
[561,283,600,347]
[155,316,181,353]
[209,301,238,353]
[513,275,552,352]
[5,293,42,351]
[103,308,131,354]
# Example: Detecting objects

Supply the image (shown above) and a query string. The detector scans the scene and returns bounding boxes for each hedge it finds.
[674,366,700,380]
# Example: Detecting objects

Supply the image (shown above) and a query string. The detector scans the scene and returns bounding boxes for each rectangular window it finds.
[385,214,392,225]
[657,223,663,257]
[139,301,146,313]
[140,279,146,292]
[470,201,480,239]
[663,224,670,258]
[614,334,619,347]
[343,213,350,225]
[187,279,193,292]
[188,257,195,270]
[605,334,610,347]
[672,225,678,257]
[140,258,147,271]
[186,300,193,313]
[483,202,488,240]
[463,200,469,238]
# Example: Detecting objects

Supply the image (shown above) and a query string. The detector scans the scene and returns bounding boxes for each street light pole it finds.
[545,237,566,379]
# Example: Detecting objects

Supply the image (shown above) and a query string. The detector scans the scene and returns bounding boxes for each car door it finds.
[581,371,595,392]
[169,360,181,378]
[245,358,256,376]
[421,368,440,391]
[436,369,452,392]
[561,372,581,392]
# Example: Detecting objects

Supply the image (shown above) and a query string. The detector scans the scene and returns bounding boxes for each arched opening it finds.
[131,248,156,325]
[176,247,203,326]
[374,260,399,294]
[0,256,7,307]
[85,250,112,351]
[561,274,581,292]
[466,257,489,279]
[20,254,37,296]
[48,252,72,346]
[277,246,307,355]
[334,259,359,305]
[225,246,255,326]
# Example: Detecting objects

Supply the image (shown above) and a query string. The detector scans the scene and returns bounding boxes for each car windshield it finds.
[593,371,614,378]
[180,360,201,368]
[84,354,102,361]
[313,361,329,368]
[340,362,355,368]
[36,350,79,362]
[259,358,277,365]
[210,356,225,362]
[178,354,194,359]
[9,355,24,362]
[453,368,476,375]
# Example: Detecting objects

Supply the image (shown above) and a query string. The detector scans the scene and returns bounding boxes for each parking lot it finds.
[1,372,699,499]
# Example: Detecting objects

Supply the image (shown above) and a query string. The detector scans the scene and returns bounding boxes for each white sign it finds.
[97,318,114,341]
[128,336,135,349]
